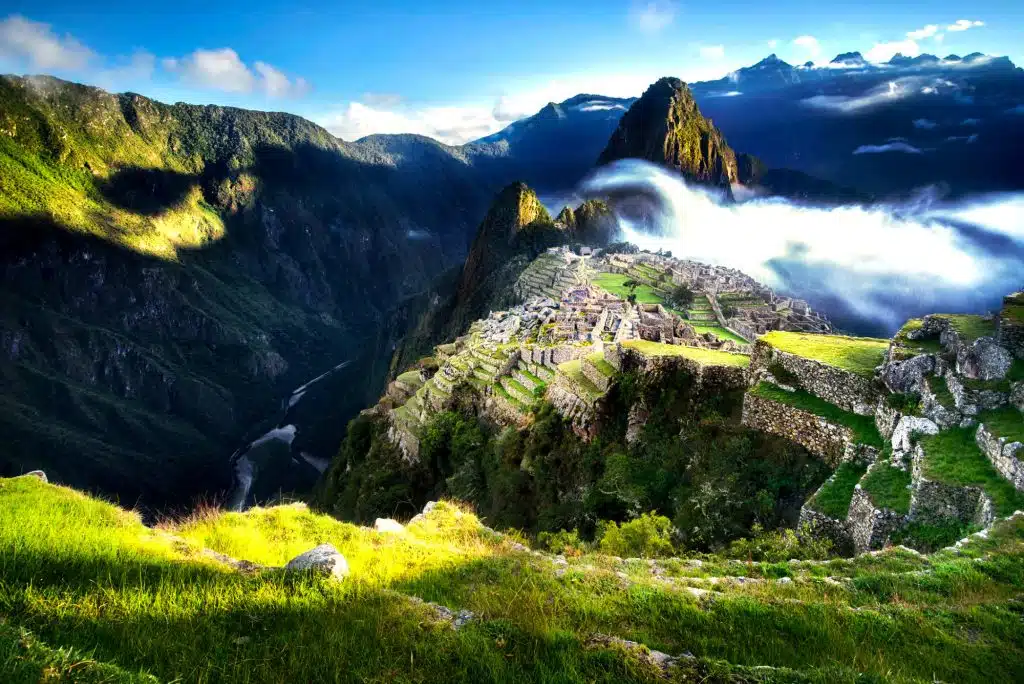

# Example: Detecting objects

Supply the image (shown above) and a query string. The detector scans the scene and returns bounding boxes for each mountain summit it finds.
[597,77,737,189]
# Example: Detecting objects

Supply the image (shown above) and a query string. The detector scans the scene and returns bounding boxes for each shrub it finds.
[725,523,833,562]
[667,284,694,309]
[537,528,586,556]
[597,512,675,558]
[885,392,921,415]
[721,304,738,319]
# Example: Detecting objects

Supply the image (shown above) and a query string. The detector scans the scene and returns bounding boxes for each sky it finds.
[1,1,1021,144]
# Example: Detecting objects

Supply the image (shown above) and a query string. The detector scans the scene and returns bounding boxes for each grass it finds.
[759,332,888,378]
[932,314,996,342]
[590,273,664,304]
[397,370,425,389]
[927,375,955,410]
[920,428,1024,516]
[749,383,883,448]
[978,406,1024,444]
[860,463,912,514]
[690,324,748,344]
[4,476,1024,683]
[808,461,867,519]
[622,340,750,368]
[586,353,616,377]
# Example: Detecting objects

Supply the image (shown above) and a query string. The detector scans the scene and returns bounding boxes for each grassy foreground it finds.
[2,476,1024,683]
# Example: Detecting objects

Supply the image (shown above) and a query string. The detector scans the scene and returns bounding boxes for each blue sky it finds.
[1,1,1021,143]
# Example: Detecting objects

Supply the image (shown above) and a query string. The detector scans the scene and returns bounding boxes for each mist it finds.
[579,160,1023,336]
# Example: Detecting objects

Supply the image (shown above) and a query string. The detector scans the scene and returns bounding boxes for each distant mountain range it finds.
[462,50,1024,198]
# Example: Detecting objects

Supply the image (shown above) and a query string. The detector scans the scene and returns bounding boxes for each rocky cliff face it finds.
[0,75,495,508]
[598,77,737,189]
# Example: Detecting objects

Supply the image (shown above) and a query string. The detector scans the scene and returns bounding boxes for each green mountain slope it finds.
[0,75,495,508]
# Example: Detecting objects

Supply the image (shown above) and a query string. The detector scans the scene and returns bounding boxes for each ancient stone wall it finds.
[797,506,853,556]
[751,341,880,415]
[741,393,853,466]
[976,422,1024,491]
[848,482,906,553]
[909,444,995,526]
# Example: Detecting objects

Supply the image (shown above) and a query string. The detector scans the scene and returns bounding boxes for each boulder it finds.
[23,470,47,483]
[374,518,405,534]
[957,337,1012,381]
[881,353,934,394]
[891,416,939,457]
[1011,381,1024,413]
[284,544,349,580]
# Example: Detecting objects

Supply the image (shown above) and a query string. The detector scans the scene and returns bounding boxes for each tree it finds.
[627,293,637,305]
[721,304,738,319]
[667,284,694,309]
[622,279,639,293]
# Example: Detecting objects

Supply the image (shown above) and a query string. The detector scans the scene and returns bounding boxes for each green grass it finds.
[3,477,1024,683]
[690,324,748,344]
[932,314,996,342]
[978,406,1024,444]
[749,383,883,448]
[590,273,664,304]
[760,332,888,378]
[622,340,750,368]
[808,462,867,519]
[927,375,955,410]
[586,352,616,377]
[397,370,425,389]
[921,428,1024,516]
[860,463,912,514]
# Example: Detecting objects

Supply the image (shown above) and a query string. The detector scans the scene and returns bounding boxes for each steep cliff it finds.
[0,75,495,507]
[598,77,737,189]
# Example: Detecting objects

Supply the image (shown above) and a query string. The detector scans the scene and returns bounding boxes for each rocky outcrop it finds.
[598,77,737,189]
[957,337,1013,380]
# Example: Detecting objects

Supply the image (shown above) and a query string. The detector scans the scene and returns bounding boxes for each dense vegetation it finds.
[317,366,829,551]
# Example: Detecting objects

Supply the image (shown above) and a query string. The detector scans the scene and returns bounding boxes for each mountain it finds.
[689,51,1024,196]
[466,94,635,192]
[598,77,737,189]
[0,74,498,508]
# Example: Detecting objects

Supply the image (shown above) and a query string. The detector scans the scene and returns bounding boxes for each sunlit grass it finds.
[622,340,750,367]
[3,475,1024,683]
[760,332,888,377]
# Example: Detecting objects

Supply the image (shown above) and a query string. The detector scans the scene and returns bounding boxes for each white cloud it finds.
[768,39,779,49]
[961,117,980,125]
[319,101,499,144]
[865,39,920,63]
[934,33,945,44]
[853,142,924,154]
[629,1,676,35]
[699,45,725,60]
[802,79,907,113]
[0,14,94,71]
[913,118,937,129]
[793,35,821,57]
[906,24,939,40]
[164,48,309,97]
[947,19,984,32]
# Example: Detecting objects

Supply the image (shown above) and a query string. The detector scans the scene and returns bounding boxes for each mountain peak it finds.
[830,51,866,65]
[598,76,737,188]
[752,54,791,69]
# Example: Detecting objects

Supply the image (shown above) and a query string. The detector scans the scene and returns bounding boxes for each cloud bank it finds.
[629,1,677,35]
[579,159,1024,334]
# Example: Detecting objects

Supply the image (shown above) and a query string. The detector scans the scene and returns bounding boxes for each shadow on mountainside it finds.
[98,167,198,216]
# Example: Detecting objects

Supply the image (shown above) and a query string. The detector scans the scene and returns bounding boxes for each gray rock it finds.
[890,416,939,455]
[957,337,1012,381]
[881,353,934,394]
[284,544,349,580]
[1011,381,1024,413]
[24,470,47,483]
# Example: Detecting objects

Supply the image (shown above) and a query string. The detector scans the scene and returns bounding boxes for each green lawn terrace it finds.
[6,476,1024,684]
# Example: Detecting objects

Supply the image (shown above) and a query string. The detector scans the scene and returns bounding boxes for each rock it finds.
[422,501,439,515]
[890,416,939,455]
[1011,381,1024,413]
[23,470,47,483]
[777,576,793,584]
[374,518,405,534]
[284,544,349,580]
[881,353,934,394]
[957,337,1012,380]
